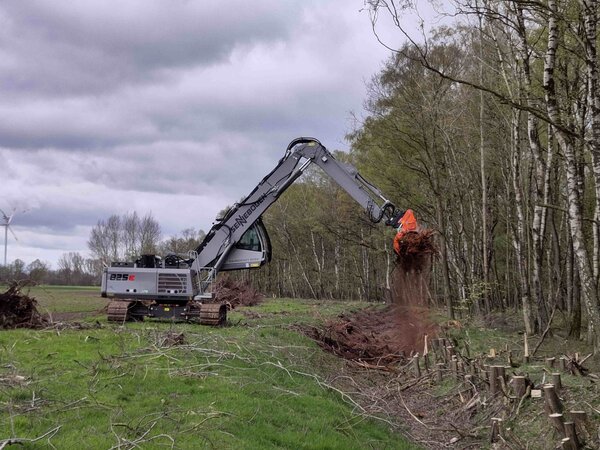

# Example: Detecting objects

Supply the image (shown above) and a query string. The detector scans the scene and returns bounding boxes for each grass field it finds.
[0,286,417,449]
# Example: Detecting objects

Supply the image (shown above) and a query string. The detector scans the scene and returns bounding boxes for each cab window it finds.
[236,227,261,251]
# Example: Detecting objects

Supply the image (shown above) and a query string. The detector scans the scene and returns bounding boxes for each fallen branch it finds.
[531,305,557,357]
[0,426,61,449]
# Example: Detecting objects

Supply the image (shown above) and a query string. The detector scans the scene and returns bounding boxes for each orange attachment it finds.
[400,209,418,232]
[393,209,419,255]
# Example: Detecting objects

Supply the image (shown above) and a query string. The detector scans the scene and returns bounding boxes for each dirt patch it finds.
[0,283,49,329]
[214,276,264,308]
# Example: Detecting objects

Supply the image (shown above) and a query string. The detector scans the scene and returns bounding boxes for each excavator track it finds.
[198,303,227,326]
[185,301,202,320]
[107,300,226,325]
[107,300,133,322]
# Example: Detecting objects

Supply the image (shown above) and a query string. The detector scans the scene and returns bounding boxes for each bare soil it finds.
[308,305,438,365]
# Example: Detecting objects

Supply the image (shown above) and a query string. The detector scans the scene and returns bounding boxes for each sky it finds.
[0,0,421,268]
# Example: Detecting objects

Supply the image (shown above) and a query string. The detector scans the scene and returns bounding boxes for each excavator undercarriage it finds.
[106,300,227,325]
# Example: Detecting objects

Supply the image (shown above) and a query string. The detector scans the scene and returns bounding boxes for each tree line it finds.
[0,213,204,286]
[249,0,600,350]
[345,0,600,347]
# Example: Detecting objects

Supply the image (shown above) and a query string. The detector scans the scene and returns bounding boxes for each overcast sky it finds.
[0,0,412,268]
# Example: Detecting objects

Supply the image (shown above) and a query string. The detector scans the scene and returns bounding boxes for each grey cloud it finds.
[0,1,396,265]
[0,1,300,98]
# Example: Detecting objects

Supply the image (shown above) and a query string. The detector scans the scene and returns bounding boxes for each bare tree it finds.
[88,212,161,265]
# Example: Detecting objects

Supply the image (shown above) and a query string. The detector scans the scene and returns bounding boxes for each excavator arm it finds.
[192,137,400,273]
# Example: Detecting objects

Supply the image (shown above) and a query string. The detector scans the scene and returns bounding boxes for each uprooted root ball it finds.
[392,229,438,307]
[0,283,49,329]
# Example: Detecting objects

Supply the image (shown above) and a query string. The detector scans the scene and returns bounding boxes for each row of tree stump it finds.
[408,336,596,449]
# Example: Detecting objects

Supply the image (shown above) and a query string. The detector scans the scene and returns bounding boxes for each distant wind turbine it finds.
[0,208,27,266]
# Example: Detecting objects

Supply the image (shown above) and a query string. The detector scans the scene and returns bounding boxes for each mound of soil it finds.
[0,283,49,329]
[214,276,264,308]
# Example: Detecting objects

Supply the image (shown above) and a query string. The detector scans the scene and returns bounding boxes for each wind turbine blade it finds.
[0,208,8,222]
[8,226,18,242]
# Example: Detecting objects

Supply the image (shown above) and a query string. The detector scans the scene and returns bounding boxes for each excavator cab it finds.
[220,219,272,270]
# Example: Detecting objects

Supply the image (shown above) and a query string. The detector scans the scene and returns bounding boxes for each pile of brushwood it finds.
[0,283,49,329]
[214,276,264,308]
[308,230,439,367]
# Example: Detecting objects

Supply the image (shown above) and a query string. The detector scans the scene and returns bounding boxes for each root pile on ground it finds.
[309,305,438,365]
[0,283,49,329]
[213,276,264,308]
[309,230,439,366]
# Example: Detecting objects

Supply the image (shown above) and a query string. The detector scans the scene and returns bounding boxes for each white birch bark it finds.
[545,0,600,348]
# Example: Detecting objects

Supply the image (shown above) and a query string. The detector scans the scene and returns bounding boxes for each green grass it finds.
[25,285,107,315]
[0,291,417,449]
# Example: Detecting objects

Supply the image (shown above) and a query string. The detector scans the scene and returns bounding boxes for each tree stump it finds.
[435,363,444,383]
[564,421,580,449]
[569,411,589,442]
[543,384,563,414]
[513,375,527,398]
[412,355,421,378]
[552,373,562,391]
[489,417,503,443]
[488,367,496,396]
[549,413,566,437]
[559,357,567,372]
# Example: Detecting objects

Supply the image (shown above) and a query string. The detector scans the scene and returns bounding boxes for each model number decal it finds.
[109,273,135,281]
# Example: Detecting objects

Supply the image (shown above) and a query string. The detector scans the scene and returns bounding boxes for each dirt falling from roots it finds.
[310,230,439,365]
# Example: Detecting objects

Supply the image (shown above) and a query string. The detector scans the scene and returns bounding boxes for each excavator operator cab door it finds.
[220,219,272,271]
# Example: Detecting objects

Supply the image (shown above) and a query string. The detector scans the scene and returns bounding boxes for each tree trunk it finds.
[478,11,491,315]
[580,0,600,285]
[545,0,600,348]
[511,110,535,334]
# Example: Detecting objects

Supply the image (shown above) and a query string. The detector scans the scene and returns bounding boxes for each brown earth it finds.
[308,304,438,365]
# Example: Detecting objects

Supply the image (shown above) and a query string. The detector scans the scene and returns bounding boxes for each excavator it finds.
[101,137,406,324]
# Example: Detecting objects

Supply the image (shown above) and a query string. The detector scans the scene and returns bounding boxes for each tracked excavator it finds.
[101,137,404,324]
